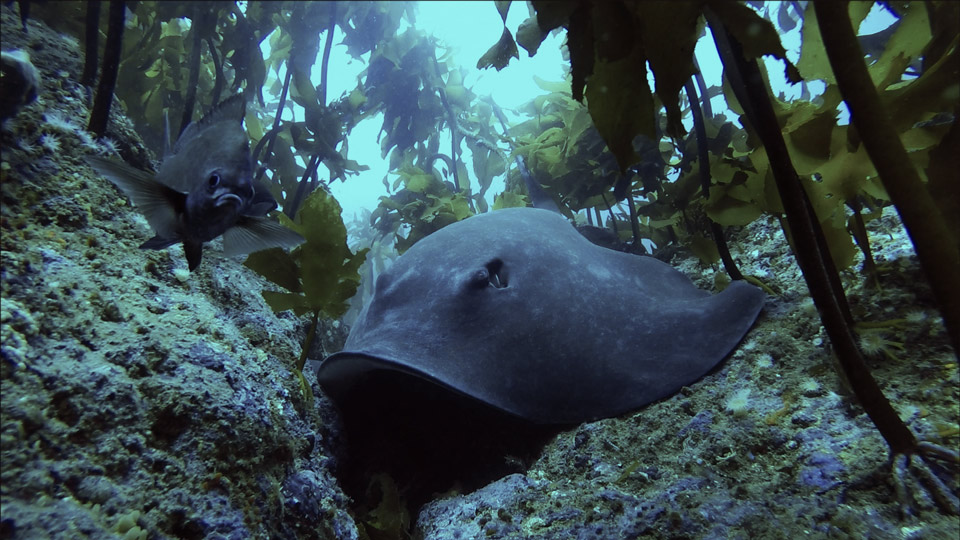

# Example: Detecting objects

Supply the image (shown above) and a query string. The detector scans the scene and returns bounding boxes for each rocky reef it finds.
[1,5,956,539]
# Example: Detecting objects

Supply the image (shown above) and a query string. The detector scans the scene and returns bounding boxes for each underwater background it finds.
[1,1,958,539]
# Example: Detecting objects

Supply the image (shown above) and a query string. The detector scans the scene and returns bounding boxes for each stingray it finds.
[317,207,764,424]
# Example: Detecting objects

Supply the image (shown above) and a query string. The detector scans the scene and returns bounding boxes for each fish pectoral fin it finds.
[184,240,203,271]
[140,235,179,250]
[221,217,305,257]
[85,155,183,239]
[244,201,278,217]
[244,179,278,216]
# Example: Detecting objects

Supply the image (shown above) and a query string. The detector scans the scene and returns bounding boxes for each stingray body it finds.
[318,207,764,424]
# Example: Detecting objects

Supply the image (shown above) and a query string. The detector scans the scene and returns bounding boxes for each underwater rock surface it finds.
[0,7,355,540]
[1,4,957,540]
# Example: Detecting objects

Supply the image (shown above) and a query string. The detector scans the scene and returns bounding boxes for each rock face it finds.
[0,6,356,539]
[2,4,957,540]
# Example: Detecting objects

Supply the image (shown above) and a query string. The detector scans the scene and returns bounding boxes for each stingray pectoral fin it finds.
[544,280,765,424]
[660,279,765,383]
[85,155,182,239]
[709,279,766,345]
[222,216,305,257]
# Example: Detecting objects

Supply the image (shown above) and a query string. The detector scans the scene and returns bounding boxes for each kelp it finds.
[503,1,954,287]
[505,78,622,218]
[489,0,959,514]
[684,76,742,281]
[86,0,124,137]
[80,1,100,94]
[708,4,958,514]
[815,2,960,356]
[370,160,474,253]
[244,188,368,372]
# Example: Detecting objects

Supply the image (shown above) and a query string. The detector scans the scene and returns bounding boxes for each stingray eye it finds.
[208,173,221,189]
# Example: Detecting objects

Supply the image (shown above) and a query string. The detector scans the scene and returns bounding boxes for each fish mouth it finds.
[215,193,244,208]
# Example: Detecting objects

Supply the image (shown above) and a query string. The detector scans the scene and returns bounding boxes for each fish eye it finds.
[208,173,221,188]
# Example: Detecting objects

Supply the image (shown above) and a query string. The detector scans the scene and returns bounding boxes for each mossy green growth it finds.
[245,188,368,375]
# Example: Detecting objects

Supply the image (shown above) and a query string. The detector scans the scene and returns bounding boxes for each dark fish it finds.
[0,50,40,121]
[86,95,304,270]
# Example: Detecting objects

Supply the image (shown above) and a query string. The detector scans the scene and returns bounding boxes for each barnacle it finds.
[904,310,928,325]
[725,388,751,418]
[43,110,79,133]
[38,133,61,153]
[15,137,36,154]
[857,329,905,361]
[98,136,120,156]
[77,129,100,152]
[799,379,822,397]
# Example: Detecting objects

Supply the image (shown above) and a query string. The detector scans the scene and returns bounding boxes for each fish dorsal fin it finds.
[163,108,172,158]
[172,94,246,155]
[85,156,183,240]
[173,121,200,155]
[221,216,305,257]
